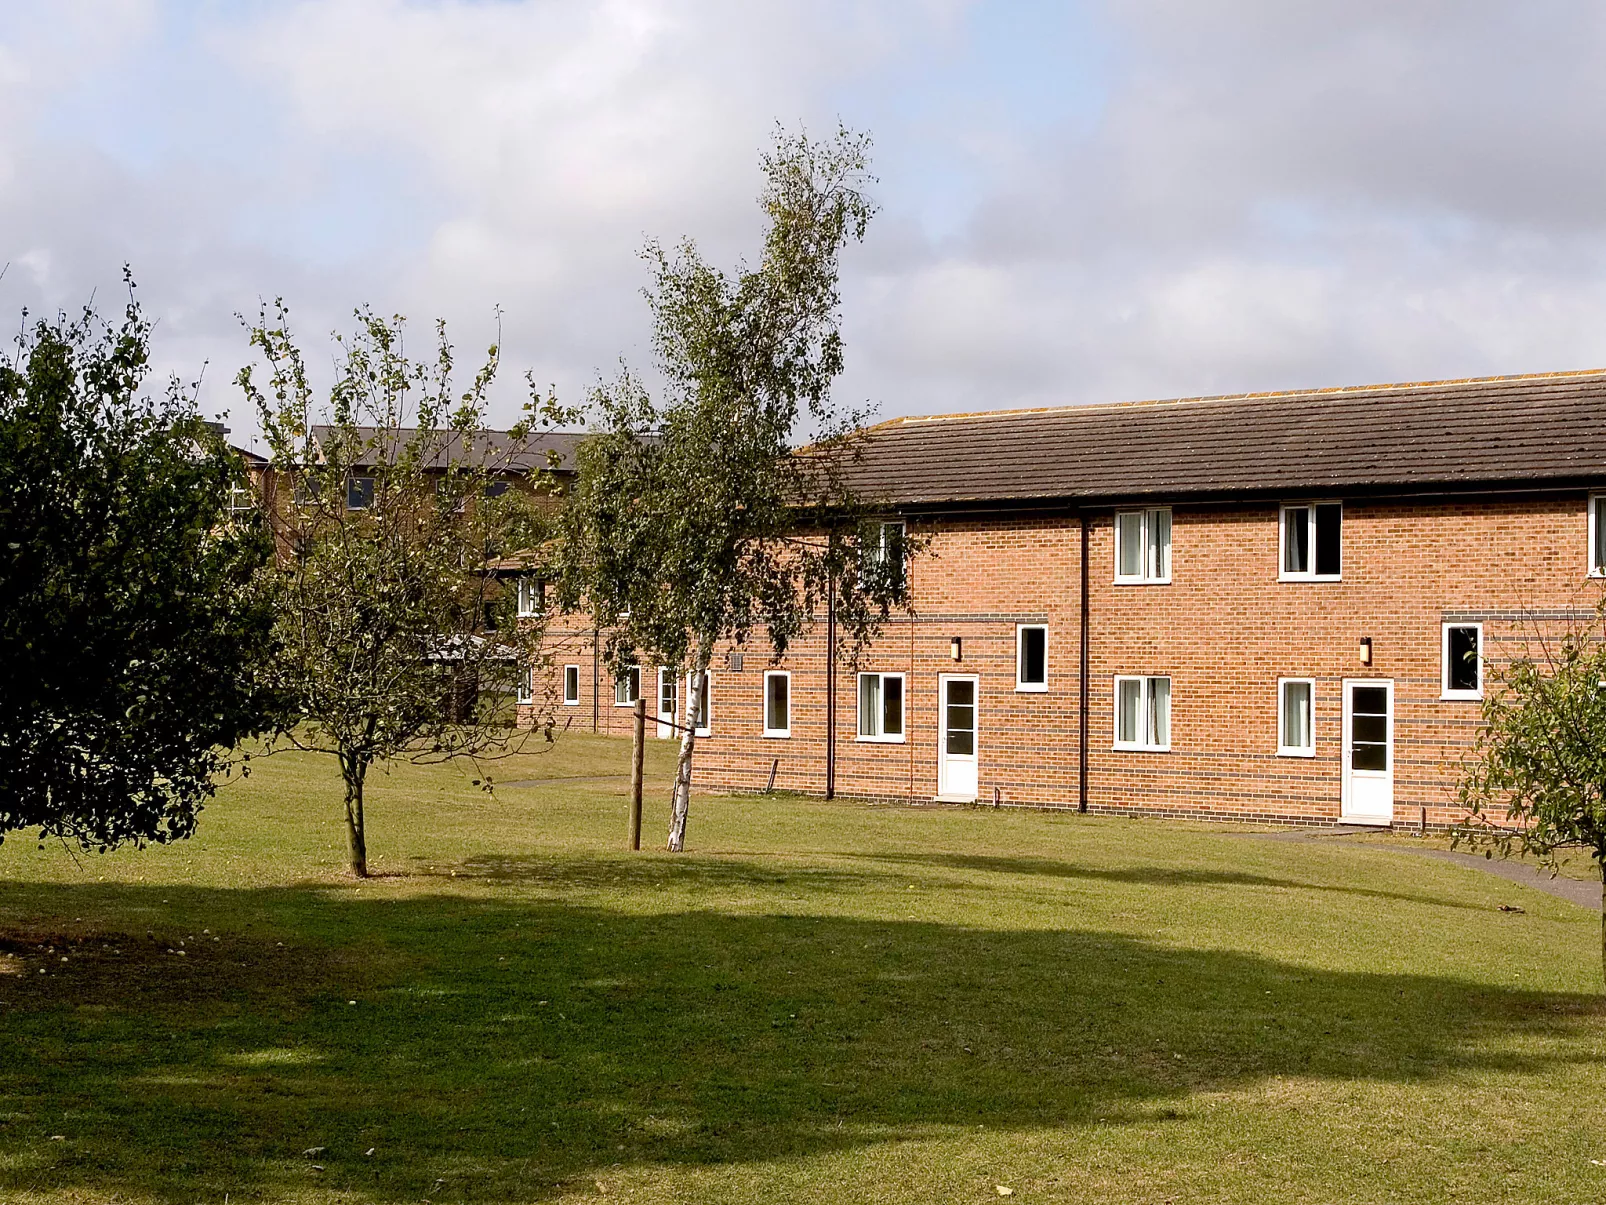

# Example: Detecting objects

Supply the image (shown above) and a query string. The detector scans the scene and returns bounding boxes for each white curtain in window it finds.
[1146,677,1170,746]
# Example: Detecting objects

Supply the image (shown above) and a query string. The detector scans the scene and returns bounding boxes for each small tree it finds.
[239,305,569,876]
[1455,598,1606,977]
[556,126,914,852]
[0,284,279,852]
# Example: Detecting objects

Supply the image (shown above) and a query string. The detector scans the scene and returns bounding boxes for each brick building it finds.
[538,371,1606,828]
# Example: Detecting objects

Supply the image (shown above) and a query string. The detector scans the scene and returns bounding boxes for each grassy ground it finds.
[2,732,1604,1203]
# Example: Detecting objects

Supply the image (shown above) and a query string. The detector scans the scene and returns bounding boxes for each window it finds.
[563,665,580,705]
[864,520,907,592]
[483,479,510,499]
[1442,623,1483,699]
[857,672,905,741]
[347,475,375,510]
[688,670,711,736]
[613,664,640,707]
[294,471,324,507]
[1280,503,1342,580]
[516,665,534,705]
[1114,508,1171,583]
[516,576,544,617]
[1277,679,1315,756]
[1114,675,1170,750]
[227,484,256,517]
[763,671,790,738]
[1016,624,1047,691]
[1592,494,1606,577]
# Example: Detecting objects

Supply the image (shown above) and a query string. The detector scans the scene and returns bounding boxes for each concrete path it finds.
[1240,829,1601,910]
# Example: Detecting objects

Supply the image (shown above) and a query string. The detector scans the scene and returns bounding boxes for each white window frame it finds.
[515,576,544,618]
[1279,502,1343,582]
[516,665,534,705]
[1590,493,1606,577]
[1276,677,1316,757]
[1113,507,1172,584]
[1113,674,1172,751]
[613,664,640,707]
[687,669,712,737]
[856,671,906,743]
[1441,622,1484,701]
[1015,624,1048,692]
[562,664,580,706]
[762,670,791,739]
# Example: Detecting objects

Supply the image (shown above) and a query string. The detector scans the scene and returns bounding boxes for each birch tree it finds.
[555,126,913,852]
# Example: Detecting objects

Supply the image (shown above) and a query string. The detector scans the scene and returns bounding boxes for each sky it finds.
[5,0,1606,445]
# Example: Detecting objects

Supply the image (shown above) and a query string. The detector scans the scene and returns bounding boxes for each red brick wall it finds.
[535,493,1606,827]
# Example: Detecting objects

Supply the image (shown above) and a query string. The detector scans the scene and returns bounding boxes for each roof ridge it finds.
[882,367,1606,427]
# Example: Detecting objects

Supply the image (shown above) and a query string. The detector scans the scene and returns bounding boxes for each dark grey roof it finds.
[310,426,585,474]
[845,370,1606,507]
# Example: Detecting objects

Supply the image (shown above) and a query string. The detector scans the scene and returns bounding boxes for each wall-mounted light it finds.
[950,636,963,662]
[1359,636,1373,666]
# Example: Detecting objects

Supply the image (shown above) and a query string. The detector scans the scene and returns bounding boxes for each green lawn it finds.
[1,733,1604,1203]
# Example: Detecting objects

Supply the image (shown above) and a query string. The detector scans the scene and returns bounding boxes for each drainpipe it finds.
[825,568,837,799]
[1078,511,1090,814]
[592,622,600,733]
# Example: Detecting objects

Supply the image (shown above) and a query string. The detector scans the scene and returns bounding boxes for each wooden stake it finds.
[765,757,779,793]
[629,697,646,851]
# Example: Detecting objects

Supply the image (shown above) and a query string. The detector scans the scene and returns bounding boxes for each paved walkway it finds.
[1243,828,1601,910]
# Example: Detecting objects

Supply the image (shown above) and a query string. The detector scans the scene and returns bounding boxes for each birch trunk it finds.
[666,643,711,853]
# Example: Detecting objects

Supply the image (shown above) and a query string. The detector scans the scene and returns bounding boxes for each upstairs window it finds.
[857,672,905,742]
[1281,502,1342,580]
[1442,623,1483,699]
[1114,508,1171,583]
[865,520,907,593]
[613,664,640,707]
[1591,494,1606,577]
[563,665,580,706]
[1278,678,1315,756]
[763,671,791,738]
[516,577,545,617]
[1016,625,1047,691]
[1114,675,1170,750]
[346,475,375,511]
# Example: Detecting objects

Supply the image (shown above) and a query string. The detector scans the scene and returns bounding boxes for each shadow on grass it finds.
[856,851,1494,912]
[0,874,1597,1203]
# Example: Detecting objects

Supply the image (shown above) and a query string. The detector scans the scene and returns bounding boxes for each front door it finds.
[1342,679,1394,825]
[656,668,678,739]
[937,675,979,802]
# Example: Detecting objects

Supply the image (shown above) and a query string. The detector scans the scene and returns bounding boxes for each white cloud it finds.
[3,0,1606,445]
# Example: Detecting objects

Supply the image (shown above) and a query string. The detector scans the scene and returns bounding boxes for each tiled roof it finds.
[310,426,585,474]
[844,370,1606,506]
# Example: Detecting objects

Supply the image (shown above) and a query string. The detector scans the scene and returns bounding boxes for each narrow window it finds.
[613,664,640,707]
[1016,625,1047,691]
[857,672,905,741]
[1442,623,1483,699]
[516,665,533,705]
[346,475,375,510]
[763,671,790,738]
[1113,675,1171,750]
[1114,508,1171,583]
[516,576,544,617]
[1281,503,1342,580]
[562,665,580,705]
[865,521,907,593]
[1592,494,1606,577]
[689,670,711,736]
[1278,679,1315,756]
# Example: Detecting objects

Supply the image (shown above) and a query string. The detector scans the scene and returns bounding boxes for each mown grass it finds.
[1,732,1604,1203]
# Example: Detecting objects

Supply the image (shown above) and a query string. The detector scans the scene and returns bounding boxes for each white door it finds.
[937,675,979,802]
[656,668,678,739]
[1342,679,1394,825]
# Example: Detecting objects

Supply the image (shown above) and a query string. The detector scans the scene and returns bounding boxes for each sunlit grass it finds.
[0,732,1602,1203]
